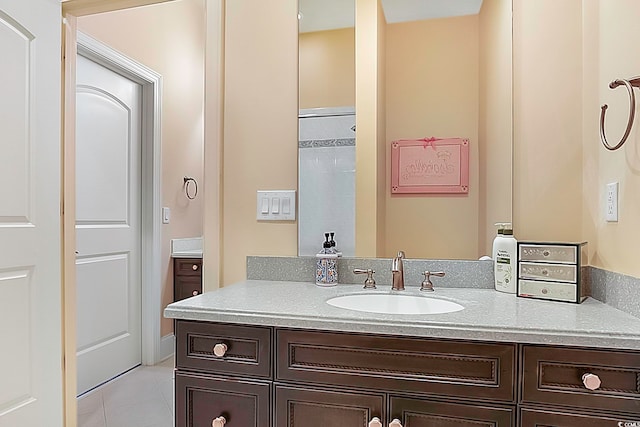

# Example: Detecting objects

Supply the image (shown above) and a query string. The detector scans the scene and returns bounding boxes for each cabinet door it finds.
[520,409,630,426]
[176,372,270,427]
[275,385,385,427]
[175,276,203,301]
[390,396,514,427]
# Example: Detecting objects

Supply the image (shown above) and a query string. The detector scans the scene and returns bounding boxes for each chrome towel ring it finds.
[183,176,198,200]
[600,76,640,151]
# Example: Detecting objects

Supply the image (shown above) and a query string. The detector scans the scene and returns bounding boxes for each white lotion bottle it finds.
[494,224,517,293]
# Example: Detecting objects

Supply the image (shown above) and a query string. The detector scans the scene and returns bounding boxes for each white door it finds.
[0,0,63,426]
[75,53,143,395]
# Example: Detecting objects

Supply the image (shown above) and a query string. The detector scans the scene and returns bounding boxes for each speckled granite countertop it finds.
[164,280,640,350]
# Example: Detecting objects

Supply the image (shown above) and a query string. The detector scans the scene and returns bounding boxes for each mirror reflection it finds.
[298,0,512,260]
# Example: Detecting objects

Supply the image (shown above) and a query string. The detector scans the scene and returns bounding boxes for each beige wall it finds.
[355,0,385,256]
[78,0,206,336]
[512,0,583,244]
[299,28,355,109]
[384,15,480,259]
[375,0,387,255]
[478,0,513,256]
[222,0,298,285]
[582,0,640,278]
[513,0,640,279]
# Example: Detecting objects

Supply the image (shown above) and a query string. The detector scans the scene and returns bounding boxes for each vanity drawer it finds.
[522,345,640,414]
[174,258,202,276]
[276,329,516,402]
[176,320,272,379]
[175,372,270,427]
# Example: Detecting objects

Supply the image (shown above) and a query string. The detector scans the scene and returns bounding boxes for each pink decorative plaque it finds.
[391,137,469,194]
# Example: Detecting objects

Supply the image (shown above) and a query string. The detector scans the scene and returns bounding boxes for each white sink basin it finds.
[326,293,464,315]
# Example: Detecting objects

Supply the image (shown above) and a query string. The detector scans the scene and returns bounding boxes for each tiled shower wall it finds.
[298,108,356,256]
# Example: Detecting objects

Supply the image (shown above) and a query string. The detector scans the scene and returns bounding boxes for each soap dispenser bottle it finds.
[494,223,517,294]
[316,233,339,287]
[329,232,342,257]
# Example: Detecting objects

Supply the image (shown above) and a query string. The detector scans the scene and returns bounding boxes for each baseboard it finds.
[159,333,175,362]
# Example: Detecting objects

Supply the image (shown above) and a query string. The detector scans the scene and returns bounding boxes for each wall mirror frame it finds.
[298,0,513,261]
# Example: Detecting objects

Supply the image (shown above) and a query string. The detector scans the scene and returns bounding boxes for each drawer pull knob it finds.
[192,264,199,271]
[192,290,199,296]
[368,417,383,427]
[212,416,226,427]
[213,343,228,357]
[582,373,602,390]
[389,419,403,427]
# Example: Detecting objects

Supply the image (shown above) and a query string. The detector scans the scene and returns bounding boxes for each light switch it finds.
[162,207,170,224]
[282,197,291,214]
[261,197,269,214]
[256,190,296,220]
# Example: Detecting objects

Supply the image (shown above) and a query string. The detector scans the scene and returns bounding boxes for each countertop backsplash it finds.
[247,256,494,289]
[246,256,640,319]
[590,267,640,319]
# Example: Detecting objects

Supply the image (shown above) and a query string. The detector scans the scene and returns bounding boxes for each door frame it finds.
[76,30,163,363]
[62,0,224,425]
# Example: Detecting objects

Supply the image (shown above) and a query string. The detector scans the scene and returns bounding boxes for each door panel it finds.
[76,52,142,395]
[76,87,131,223]
[0,0,63,425]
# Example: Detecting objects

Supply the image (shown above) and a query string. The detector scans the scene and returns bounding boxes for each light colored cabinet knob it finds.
[213,343,228,357]
[582,373,602,390]
[368,417,383,427]
[211,416,226,427]
[389,419,403,427]
[192,290,199,296]
[192,264,199,271]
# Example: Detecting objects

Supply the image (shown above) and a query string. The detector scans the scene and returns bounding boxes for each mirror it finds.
[298,0,512,260]
[298,0,356,257]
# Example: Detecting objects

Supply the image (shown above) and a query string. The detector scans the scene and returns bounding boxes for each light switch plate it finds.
[162,207,170,224]
[606,182,618,222]
[257,190,296,221]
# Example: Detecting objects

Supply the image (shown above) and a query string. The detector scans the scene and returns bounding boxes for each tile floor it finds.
[77,357,174,427]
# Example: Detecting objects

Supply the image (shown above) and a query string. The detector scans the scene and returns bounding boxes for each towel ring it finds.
[600,77,640,151]
[183,176,198,200]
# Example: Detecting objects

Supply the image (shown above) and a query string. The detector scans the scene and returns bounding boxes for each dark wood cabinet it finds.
[522,345,640,415]
[174,320,640,427]
[175,371,270,427]
[275,385,385,427]
[277,329,516,403]
[173,258,202,301]
[390,396,515,427]
[520,408,630,426]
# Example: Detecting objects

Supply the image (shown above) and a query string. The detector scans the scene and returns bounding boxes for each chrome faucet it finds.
[391,251,405,290]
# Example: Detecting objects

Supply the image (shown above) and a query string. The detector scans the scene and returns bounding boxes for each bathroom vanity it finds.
[165,281,640,427]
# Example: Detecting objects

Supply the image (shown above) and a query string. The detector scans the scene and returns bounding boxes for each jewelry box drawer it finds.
[519,244,578,264]
[519,262,577,283]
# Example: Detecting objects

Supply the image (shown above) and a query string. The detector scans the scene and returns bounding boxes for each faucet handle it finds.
[353,269,376,289]
[421,271,445,292]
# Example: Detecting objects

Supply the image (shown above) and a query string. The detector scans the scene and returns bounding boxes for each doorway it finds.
[63,0,215,424]
[75,34,158,395]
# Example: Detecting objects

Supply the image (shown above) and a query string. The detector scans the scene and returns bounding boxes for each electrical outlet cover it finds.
[606,182,618,222]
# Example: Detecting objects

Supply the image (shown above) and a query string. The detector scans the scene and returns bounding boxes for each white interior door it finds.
[76,53,143,395]
[0,0,63,426]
